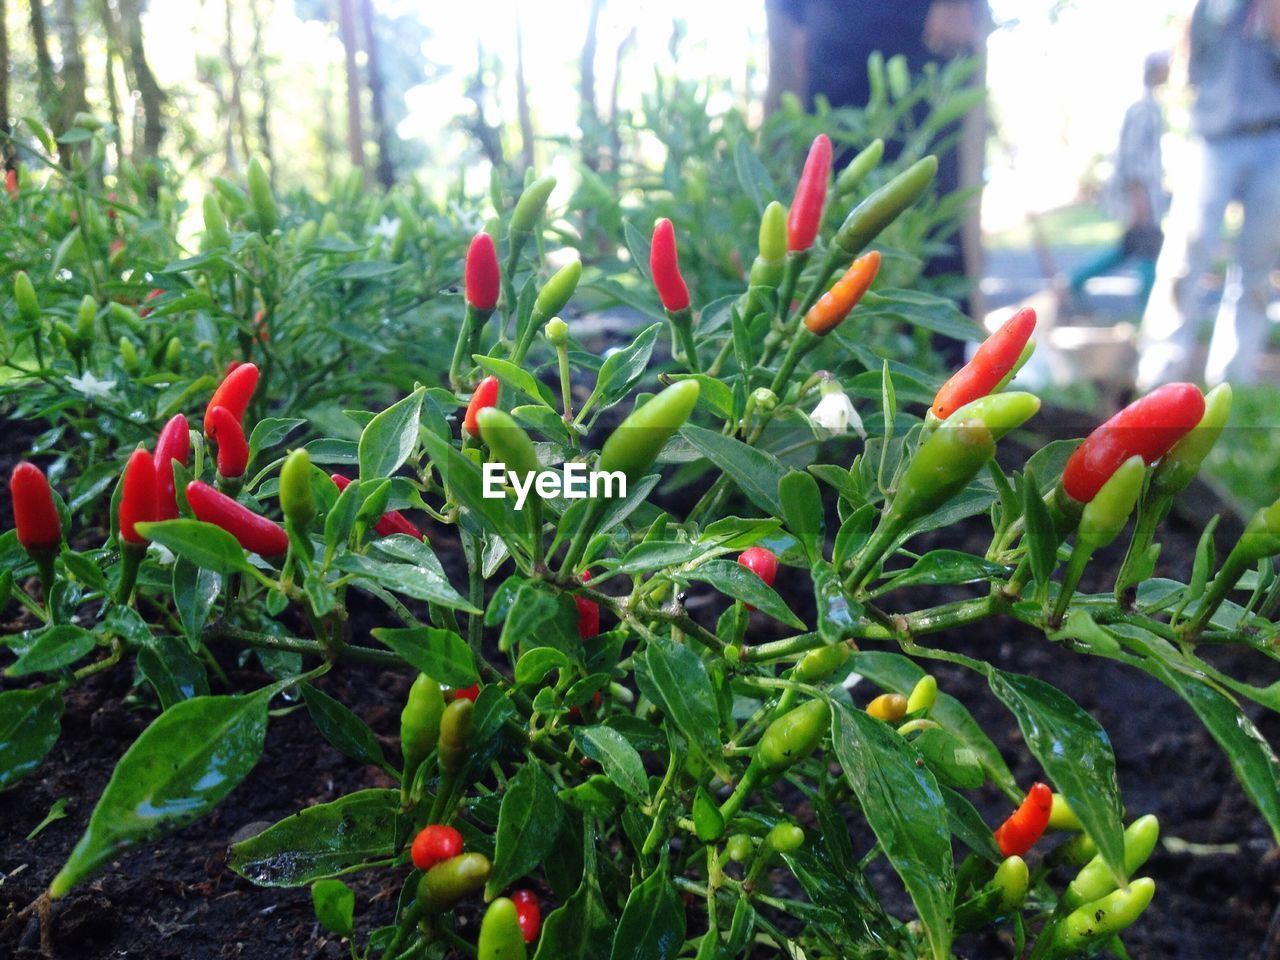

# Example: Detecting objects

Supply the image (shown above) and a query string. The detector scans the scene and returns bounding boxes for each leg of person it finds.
[1135,257,1157,311]
[1205,129,1280,385]
[1068,244,1128,296]
[1136,137,1234,389]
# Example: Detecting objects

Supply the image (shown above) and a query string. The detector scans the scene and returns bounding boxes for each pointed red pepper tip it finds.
[511,888,542,943]
[464,375,500,438]
[465,232,501,311]
[787,133,833,253]
[205,361,260,426]
[154,414,191,522]
[9,462,62,553]
[206,405,249,480]
[650,218,691,312]
[120,449,158,546]
[576,569,600,640]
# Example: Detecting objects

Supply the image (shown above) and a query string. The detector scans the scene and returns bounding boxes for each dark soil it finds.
[2,405,1279,959]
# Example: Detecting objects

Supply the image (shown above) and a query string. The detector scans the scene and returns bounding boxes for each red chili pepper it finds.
[254,308,268,343]
[993,782,1053,858]
[465,232,500,311]
[206,405,249,480]
[119,449,157,546]
[138,288,163,318]
[738,547,778,587]
[568,690,603,723]
[9,463,62,553]
[4,169,17,196]
[154,414,191,521]
[185,480,288,557]
[204,362,259,427]
[511,888,542,943]
[452,684,481,703]
[1061,383,1205,503]
[106,192,117,219]
[931,307,1037,420]
[410,824,464,871]
[802,250,881,336]
[788,133,833,253]
[576,570,600,640]
[650,218,691,312]
[464,375,500,438]
[330,474,425,540]
[109,237,125,258]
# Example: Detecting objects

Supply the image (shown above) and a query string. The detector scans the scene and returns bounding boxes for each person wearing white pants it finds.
[1137,0,1280,389]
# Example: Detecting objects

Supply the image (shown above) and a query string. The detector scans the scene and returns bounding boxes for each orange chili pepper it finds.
[802,250,881,336]
[993,781,1053,858]
[930,307,1036,420]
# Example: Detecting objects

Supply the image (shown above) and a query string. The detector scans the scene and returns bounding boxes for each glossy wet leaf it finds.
[779,470,824,562]
[6,624,96,677]
[311,878,356,937]
[609,858,685,960]
[135,519,253,575]
[832,703,954,960]
[575,726,648,802]
[229,789,409,886]
[988,670,1125,884]
[679,423,785,516]
[872,550,1007,596]
[584,322,662,412]
[173,558,221,647]
[686,560,804,629]
[137,636,209,708]
[302,684,388,770]
[487,762,564,898]
[370,626,478,685]
[635,638,728,780]
[942,787,1002,862]
[533,855,612,960]
[51,690,273,896]
[336,554,477,613]
[813,561,862,643]
[358,387,424,482]
[0,685,64,791]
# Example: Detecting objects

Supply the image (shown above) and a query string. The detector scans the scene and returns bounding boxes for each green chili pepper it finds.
[758,200,787,264]
[892,418,996,524]
[15,271,39,324]
[164,336,182,370]
[693,785,725,842]
[545,316,569,347]
[1047,793,1083,832]
[401,673,445,790]
[55,321,81,355]
[478,897,527,960]
[247,157,278,234]
[119,336,140,373]
[438,698,474,774]
[1051,877,1155,956]
[1053,832,1098,867]
[1239,496,1280,562]
[1078,456,1145,550]
[76,296,96,341]
[476,408,540,479]
[532,259,581,325]
[416,852,491,913]
[755,699,830,774]
[954,856,1028,933]
[907,675,937,713]
[510,174,556,237]
[203,193,230,249]
[766,822,805,853]
[725,834,754,863]
[1151,384,1232,498]
[835,139,885,195]
[833,156,937,257]
[795,642,848,682]
[597,380,700,480]
[1064,815,1159,908]
[278,449,317,531]
[943,392,1041,439]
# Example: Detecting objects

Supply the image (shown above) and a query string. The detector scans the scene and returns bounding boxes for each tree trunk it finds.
[117,0,166,164]
[464,42,504,169]
[336,0,365,172]
[578,0,604,171]
[607,27,636,172]
[224,0,251,165]
[27,0,59,161]
[53,0,90,132]
[514,20,533,171]
[0,0,12,171]
[249,0,274,171]
[359,0,393,187]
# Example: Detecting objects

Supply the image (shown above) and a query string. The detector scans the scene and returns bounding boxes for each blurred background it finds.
[3,0,1278,509]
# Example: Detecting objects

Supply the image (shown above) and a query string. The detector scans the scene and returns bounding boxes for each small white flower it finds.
[370,216,401,240]
[809,389,863,438]
[65,371,117,400]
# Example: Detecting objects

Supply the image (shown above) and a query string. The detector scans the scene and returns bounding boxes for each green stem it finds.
[1184,546,1253,640]
[668,310,700,372]
[843,515,904,593]
[558,498,608,576]
[447,308,475,391]
[1050,542,1095,627]
[767,331,815,395]
[556,343,574,424]
[207,623,407,666]
[115,545,144,606]
[1114,493,1169,606]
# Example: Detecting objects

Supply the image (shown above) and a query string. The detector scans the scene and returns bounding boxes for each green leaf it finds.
[302,684,388,770]
[612,541,711,576]
[474,355,558,407]
[335,553,478,612]
[1022,470,1057,592]
[358,387,424,482]
[515,647,570,686]
[532,845,613,960]
[575,726,649,801]
[1145,661,1280,841]
[872,550,1007,596]
[779,470,824,563]
[418,427,526,551]
[732,136,776,211]
[686,559,805,629]
[135,519,253,575]
[247,417,306,467]
[583,323,661,411]
[988,670,1126,885]
[831,703,954,960]
[609,858,686,960]
[813,561,863,644]
[635,638,728,781]
[311,879,355,937]
[173,558,221,646]
[679,423,786,516]
[487,762,564,898]
[51,690,273,896]
[137,636,210,708]
[369,626,478,686]
[6,624,96,677]
[942,787,1003,862]
[229,789,410,886]
[333,260,402,280]
[0,685,63,791]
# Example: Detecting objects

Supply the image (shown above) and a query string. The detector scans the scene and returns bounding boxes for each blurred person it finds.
[769,0,989,348]
[1066,52,1170,313]
[1137,0,1280,389]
